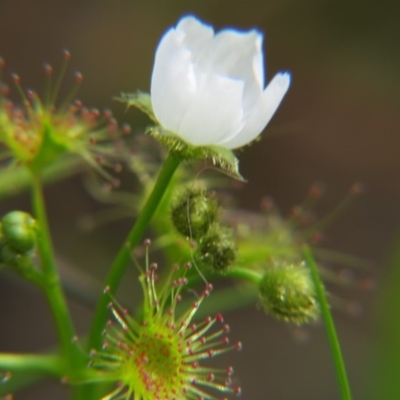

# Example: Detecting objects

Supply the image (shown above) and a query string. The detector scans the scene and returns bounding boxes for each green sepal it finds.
[117,91,157,123]
[147,127,242,179]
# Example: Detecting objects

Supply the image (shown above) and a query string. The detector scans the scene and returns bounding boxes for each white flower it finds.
[150,15,291,150]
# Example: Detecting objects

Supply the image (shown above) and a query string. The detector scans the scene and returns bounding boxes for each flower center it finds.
[122,323,184,398]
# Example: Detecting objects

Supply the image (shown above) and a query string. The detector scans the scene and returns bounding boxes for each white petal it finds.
[177,73,245,146]
[151,16,213,133]
[151,15,290,151]
[252,34,264,89]
[219,72,291,149]
[200,29,264,112]
[151,31,192,132]
[176,15,214,56]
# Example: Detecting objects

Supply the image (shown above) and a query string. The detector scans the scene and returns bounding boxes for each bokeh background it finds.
[1,0,400,399]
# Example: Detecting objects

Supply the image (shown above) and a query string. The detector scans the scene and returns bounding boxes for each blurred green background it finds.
[1,0,400,398]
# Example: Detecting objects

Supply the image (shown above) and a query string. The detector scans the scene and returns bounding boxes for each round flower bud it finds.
[197,223,236,272]
[170,187,217,239]
[1,211,37,254]
[259,262,319,325]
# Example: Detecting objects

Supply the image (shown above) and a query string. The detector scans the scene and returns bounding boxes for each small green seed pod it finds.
[1,211,37,254]
[259,262,319,325]
[170,187,218,239]
[197,223,236,273]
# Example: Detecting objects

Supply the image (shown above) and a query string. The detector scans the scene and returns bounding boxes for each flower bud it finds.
[1,211,37,254]
[197,223,236,272]
[259,262,319,325]
[170,187,217,239]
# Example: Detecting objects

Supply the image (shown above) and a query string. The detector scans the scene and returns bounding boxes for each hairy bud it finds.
[170,187,218,239]
[197,223,237,273]
[259,262,319,325]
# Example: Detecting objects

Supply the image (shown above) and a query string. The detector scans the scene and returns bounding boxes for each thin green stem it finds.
[0,353,65,396]
[0,353,64,376]
[187,266,262,287]
[88,152,181,350]
[30,173,80,366]
[225,267,263,284]
[303,245,352,400]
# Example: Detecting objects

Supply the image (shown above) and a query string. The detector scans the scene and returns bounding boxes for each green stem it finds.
[303,245,352,400]
[88,152,181,350]
[225,267,262,284]
[0,353,64,396]
[187,266,262,287]
[0,353,63,376]
[30,173,80,367]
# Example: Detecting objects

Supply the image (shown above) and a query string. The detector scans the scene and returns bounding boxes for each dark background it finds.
[1,0,400,398]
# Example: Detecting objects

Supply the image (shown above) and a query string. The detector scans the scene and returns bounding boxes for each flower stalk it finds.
[30,173,81,370]
[88,152,181,350]
[0,353,63,376]
[302,245,352,400]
